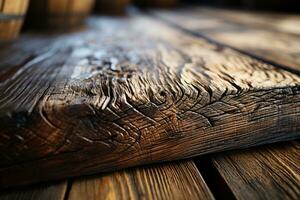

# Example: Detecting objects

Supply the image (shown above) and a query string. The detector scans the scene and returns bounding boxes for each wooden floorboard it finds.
[153,7,300,72]
[213,141,300,200]
[0,12,299,187]
[69,160,214,200]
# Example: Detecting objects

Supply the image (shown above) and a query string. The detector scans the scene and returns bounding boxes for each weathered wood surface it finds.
[69,161,214,200]
[153,7,300,71]
[0,13,300,187]
[191,7,300,35]
[0,161,213,200]
[213,141,300,200]
[0,181,67,200]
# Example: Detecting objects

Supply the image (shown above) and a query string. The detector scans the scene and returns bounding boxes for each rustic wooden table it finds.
[0,6,299,199]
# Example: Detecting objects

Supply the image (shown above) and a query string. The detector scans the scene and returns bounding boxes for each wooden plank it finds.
[0,181,67,200]
[192,7,300,36]
[153,7,300,72]
[69,161,214,200]
[0,13,299,187]
[212,141,300,200]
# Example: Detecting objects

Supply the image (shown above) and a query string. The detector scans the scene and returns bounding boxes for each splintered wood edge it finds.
[0,14,299,187]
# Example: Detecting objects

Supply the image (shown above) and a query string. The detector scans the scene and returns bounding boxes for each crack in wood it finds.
[0,14,299,187]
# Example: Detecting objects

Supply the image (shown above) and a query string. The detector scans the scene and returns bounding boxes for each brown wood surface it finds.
[69,161,214,200]
[0,0,29,41]
[0,13,299,187]
[134,0,178,8]
[153,7,300,72]
[0,161,213,200]
[94,0,130,15]
[26,0,94,29]
[213,141,300,200]
[0,181,67,200]
[0,0,28,14]
[193,7,300,35]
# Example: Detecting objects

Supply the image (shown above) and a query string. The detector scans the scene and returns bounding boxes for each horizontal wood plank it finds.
[192,7,300,36]
[69,161,214,200]
[153,7,300,72]
[213,141,300,200]
[0,13,299,187]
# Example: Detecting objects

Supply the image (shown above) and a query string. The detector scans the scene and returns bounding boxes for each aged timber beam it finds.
[0,14,299,187]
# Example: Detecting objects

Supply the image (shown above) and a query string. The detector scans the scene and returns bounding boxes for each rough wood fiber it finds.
[0,14,299,187]
[69,161,214,200]
[213,141,300,200]
[0,181,67,200]
[153,7,300,71]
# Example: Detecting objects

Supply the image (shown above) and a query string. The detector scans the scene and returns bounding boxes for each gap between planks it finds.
[0,161,214,200]
[1,141,299,200]
[211,141,300,200]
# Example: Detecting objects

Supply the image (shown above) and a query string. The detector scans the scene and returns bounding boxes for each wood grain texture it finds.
[0,13,299,187]
[0,181,67,200]
[193,7,300,35]
[153,7,300,71]
[213,141,300,200]
[0,0,29,41]
[69,161,214,200]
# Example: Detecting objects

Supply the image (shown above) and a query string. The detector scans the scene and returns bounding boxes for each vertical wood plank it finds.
[213,141,300,200]
[0,0,4,12]
[69,161,214,200]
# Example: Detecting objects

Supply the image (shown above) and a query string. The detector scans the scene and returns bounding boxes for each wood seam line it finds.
[149,12,300,76]
[211,141,300,200]
[63,180,72,200]
[68,161,215,200]
[191,6,300,37]
[193,157,236,200]
[0,0,4,12]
